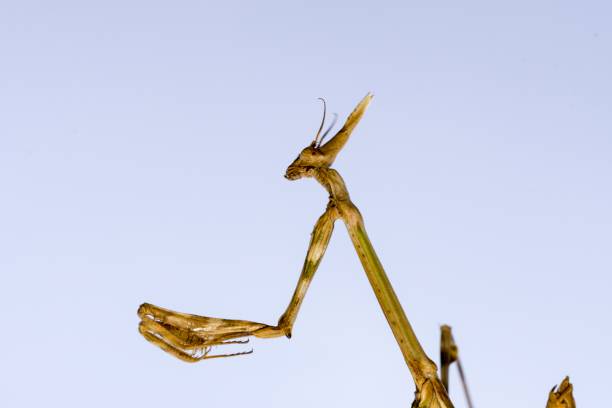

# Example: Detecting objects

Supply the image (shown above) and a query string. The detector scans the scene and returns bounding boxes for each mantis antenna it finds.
[312,97,327,146]
[318,112,338,147]
[312,98,338,148]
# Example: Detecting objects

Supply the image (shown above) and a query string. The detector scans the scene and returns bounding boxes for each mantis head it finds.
[285,93,373,181]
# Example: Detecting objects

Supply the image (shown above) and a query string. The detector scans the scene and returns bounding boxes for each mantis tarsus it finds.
[138,94,574,407]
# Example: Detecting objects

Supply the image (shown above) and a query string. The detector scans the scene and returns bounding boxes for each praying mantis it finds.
[137,94,575,407]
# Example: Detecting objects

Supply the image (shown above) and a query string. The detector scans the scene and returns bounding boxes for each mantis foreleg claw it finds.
[138,205,336,361]
[137,302,291,361]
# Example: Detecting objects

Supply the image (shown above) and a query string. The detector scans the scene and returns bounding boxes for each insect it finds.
[137,95,574,408]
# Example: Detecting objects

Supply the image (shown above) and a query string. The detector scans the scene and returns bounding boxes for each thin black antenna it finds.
[318,113,338,147]
[313,98,327,146]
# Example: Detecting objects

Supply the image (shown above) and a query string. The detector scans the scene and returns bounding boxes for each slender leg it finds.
[440,325,474,408]
[440,325,456,392]
[277,205,337,337]
[337,200,453,408]
[455,358,474,408]
[138,206,337,359]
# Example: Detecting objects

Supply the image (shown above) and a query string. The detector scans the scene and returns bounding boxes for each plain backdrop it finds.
[1,1,611,407]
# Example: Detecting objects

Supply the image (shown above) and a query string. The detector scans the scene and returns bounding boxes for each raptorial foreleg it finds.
[137,206,338,360]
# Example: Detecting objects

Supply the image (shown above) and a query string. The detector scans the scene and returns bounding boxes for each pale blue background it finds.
[1,1,611,407]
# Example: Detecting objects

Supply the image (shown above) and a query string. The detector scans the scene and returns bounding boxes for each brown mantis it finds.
[138,94,575,407]
[138,94,452,407]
